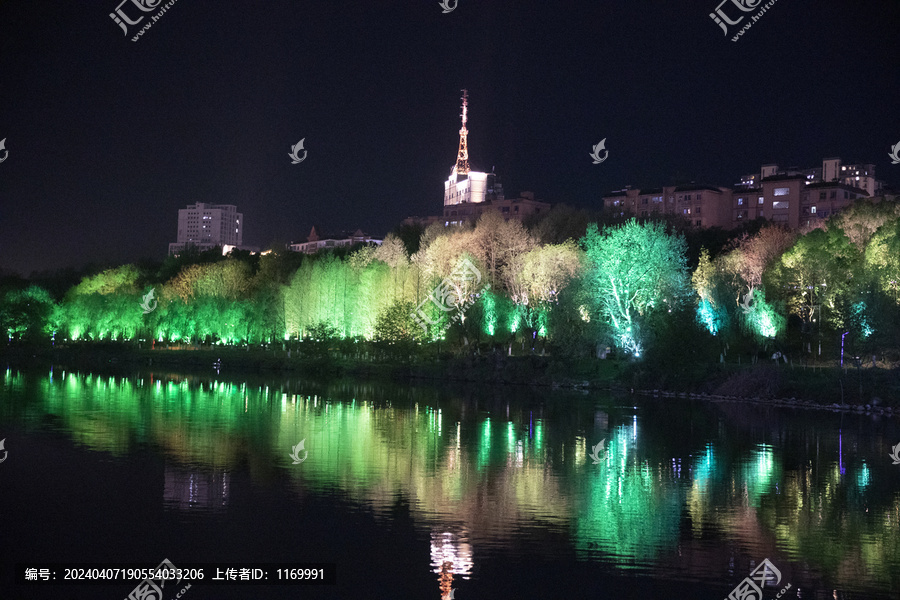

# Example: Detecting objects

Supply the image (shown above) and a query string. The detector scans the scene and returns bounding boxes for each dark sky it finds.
[1,0,898,276]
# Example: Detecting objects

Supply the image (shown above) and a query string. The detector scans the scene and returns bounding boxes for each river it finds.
[1,366,898,599]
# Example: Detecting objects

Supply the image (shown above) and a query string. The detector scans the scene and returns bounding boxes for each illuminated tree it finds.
[72,265,140,296]
[501,241,583,339]
[691,248,727,336]
[373,234,408,269]
[163,264,203,303]
[347,245,377,271]
[194,259,253,299]
[829,199,900,251]
[62,265,146,341]
[582,219,691,357]
[0,286,58,342]
[722,225,797,305]
[865,218,900,304]
[691,248,716,303]
[471,211,536,289]
[767,228,858,330]
[373,300,426,342]
[509,241,583,306]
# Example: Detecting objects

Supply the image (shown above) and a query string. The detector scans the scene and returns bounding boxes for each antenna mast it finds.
[455,89,470,180]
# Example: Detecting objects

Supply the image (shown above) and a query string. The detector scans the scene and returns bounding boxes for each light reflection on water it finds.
[2,367,899,598]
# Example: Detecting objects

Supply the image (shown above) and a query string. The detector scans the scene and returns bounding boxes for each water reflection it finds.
[163,466,229,512]
[431,529,473,599]
[2,367,899,597]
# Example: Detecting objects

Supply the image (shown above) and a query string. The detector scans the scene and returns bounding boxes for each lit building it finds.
[604,185,734,229]
[735,176,868,229]
[168,202,244,255]
[606,156,883,230]
[737,157,882,197]
[406,89,550,227]
[289,227,382,254]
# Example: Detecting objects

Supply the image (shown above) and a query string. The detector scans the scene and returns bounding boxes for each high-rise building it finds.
[168,202,243,255]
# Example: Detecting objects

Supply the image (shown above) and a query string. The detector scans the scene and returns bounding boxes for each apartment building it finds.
[168,202,243,255]
[605,156,882,230]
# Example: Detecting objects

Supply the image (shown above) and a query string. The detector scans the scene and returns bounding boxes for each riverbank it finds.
[2,342,898,412]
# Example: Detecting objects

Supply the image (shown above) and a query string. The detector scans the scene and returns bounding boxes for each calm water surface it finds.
[1,366,899,599]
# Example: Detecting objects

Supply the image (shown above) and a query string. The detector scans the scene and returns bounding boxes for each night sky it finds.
[1,0,897,276]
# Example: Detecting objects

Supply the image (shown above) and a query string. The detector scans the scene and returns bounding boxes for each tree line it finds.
[2,200,899,364]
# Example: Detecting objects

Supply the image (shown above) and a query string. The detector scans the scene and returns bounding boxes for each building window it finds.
[683,208,691,215]
[501,207,509,213]
[641,210,648,217]
[774,187,790,196]
[642,197,648,204]
[844,191,849,199]
[773,201,789,210]
[737,198,745,206]
[695,206,701,214]
[819,192,827,200]
[758,197,764,204]
[696,220,702,226]
[830,191,836,199]
[811,206,817,214]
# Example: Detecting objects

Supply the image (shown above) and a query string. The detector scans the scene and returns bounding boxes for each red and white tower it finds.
[454,89,470,181]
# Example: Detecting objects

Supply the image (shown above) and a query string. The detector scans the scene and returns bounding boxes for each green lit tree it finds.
[0,286,58,342]
[373,300,426,342]
[829,198,900,251]
[865,218,900,305]
[582,219,691,357]
[766,227,859,331]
